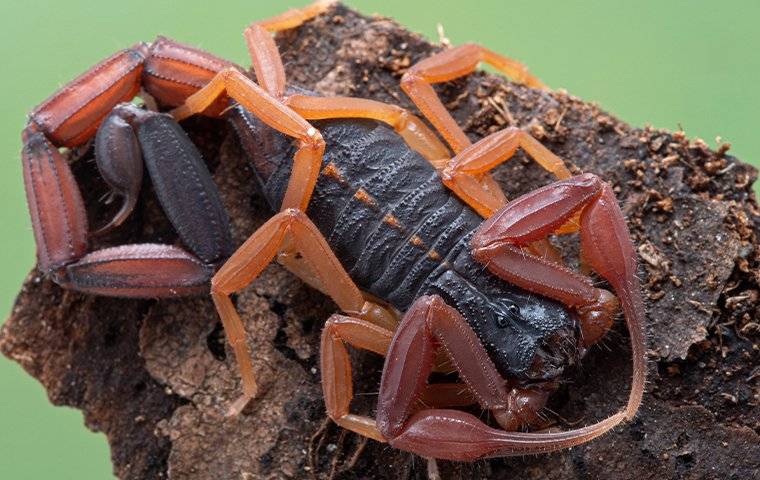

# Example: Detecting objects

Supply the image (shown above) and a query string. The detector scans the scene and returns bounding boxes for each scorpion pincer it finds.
[21,0,645,463]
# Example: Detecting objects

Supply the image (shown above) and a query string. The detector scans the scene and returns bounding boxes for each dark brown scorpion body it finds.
[21,0,645,464]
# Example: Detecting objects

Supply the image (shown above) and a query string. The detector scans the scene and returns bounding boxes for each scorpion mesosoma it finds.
[21,1,645,462]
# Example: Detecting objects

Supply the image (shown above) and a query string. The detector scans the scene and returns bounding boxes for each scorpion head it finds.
[431,270,581,384]
[482,293,580,383]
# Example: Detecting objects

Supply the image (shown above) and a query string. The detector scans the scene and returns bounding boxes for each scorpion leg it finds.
[283,95,450,164]
[441,127,572,219]
[470,173,646,420]
[400,45,572,232]
[247,4,450,163]
[254,0,336,33]
[172,68,325,212]
[211,209,395,415]
[175,9,449,209]
[242,23,286,99]
[242,1,337,97]
[171,5,335,212]
[321,314,393,442]
[401,44,546,155]
[321,313,477,441]
[247,8,450,163]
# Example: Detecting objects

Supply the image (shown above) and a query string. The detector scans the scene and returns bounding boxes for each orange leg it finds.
[211,209,395,415]
[401,45,576,245]
[442,126,572,219]
[401,43,546,155]
[255,0,336,33]
[245,16,554,216]
[172,5,328,212]
[172,68,325,211]
[283,94,450,165]
[243,0,335,95]
[320,314,392,442]
[172,70,449,211]
[243,24,286,99]
[251,0,450,163]
[320,313,476,442]
[400,44,572,222]
[175,1,450,212]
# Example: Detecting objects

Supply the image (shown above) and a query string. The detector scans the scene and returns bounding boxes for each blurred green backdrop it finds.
[1,1,758,478]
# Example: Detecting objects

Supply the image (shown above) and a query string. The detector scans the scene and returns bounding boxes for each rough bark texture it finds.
[3,4,759,479]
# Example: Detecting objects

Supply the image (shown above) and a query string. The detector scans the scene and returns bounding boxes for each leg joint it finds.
[210,277,234,296]
[282,207,307,221]
[300,126,325,150]
[400,71,421,90]
[220,66,241,82]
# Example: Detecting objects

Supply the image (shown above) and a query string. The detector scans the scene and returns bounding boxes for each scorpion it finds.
[21,0,645,463]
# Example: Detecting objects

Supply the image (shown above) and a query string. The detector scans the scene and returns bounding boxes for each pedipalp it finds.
[24,101,231,298]
[22,32,237,292]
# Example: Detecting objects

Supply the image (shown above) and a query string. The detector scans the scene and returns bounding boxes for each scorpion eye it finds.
[495,304,520,329]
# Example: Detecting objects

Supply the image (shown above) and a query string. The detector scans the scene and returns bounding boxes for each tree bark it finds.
[2,4,758,479]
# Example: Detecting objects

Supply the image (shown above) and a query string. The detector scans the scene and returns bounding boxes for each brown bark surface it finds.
[2,4,759,479]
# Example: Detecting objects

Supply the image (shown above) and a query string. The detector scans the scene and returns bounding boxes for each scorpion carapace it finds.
[21,0,646,466]
[229,107,578,382]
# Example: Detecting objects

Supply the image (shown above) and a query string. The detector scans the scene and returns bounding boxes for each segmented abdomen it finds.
[254,118,478,310]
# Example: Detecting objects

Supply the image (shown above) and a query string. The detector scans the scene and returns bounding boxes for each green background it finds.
[1,1,758,478]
